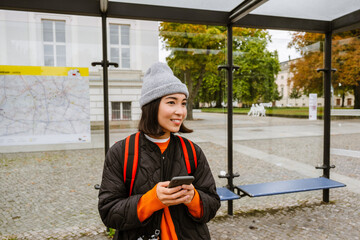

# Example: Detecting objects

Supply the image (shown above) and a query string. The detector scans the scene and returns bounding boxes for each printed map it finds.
[0,66,91,146]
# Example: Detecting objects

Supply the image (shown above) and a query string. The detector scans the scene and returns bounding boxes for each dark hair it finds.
[138,97,193,137]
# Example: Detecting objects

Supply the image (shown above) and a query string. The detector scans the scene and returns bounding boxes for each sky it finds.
[159,29,301,63]
[267,30,301,62]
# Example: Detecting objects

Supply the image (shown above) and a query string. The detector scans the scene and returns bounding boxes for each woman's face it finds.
[157,93,187,139]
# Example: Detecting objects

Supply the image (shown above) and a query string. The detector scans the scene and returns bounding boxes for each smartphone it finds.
[168,176,195,188]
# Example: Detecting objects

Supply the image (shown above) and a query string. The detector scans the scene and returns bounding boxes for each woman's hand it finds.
[156,181,195,206]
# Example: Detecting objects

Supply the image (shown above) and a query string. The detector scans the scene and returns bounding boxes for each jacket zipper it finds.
[160,155,165,181]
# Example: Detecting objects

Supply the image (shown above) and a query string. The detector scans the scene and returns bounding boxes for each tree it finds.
[159,23,280,118]
[289,87,302,105]
[159,23,226,119]
[232,29,280,105]
[288,31,360,108]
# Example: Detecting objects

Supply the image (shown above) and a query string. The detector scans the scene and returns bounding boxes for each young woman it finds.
[98,62,220,240]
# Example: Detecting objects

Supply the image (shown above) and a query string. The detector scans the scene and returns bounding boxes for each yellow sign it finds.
[0,65,89,76]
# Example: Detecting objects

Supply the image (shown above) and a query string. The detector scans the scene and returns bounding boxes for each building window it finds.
[42,20,66,66]
[111,102,131,120]
[109,24,130,68]
[336,99,341,106]
[347,98,352,106]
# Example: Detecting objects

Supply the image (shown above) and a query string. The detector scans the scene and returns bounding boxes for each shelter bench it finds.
[216,177,346,201]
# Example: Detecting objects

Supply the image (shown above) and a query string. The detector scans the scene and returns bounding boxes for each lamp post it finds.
[92,0,118,157]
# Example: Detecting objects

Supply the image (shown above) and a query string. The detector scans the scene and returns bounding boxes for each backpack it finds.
[123,132,198,196]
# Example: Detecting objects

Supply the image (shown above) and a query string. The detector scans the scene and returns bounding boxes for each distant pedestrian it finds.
[98,62,220,239]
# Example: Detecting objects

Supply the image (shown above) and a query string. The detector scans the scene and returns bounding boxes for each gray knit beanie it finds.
[139,62,189,108]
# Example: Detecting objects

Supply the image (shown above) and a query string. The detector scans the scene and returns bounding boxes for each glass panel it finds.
[121,25,130,45]
[226,30,325,211]
[56,45,66,56]
[44,45,54,66]
[110,47,119,64]
[121,48,130,68]
[0,11,104,238]
[122,102,131,120]
[55,21,66,42]
[330,32,360,182]
[44,44,54,56]
[158,22,228,214]
[111,102,121,120]
[109,24,119,45]
[42,20,53,42]
[44,55,54,66]
[56,44,66,66]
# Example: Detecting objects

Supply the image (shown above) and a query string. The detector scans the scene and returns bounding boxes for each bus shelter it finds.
[1,0,360,216]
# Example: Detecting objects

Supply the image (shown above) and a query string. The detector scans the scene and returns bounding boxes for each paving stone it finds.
[1,115,360,239]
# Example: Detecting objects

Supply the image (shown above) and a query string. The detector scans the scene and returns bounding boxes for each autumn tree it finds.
[288,31,360,108]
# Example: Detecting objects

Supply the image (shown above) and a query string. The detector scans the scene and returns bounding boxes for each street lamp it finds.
[91,0,118,158]
[100,0,108,13]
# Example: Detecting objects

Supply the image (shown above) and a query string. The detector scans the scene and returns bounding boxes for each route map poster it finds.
[0,66,91,146]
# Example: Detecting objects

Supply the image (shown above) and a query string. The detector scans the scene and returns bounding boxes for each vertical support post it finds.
[101,13,110,157]
[323,31,332,202]
[227,23,234,215]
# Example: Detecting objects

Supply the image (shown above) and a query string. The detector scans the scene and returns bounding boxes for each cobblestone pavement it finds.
[1,114,360,239]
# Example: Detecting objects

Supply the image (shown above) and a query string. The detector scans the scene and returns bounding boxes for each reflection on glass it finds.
[55,21,65,42]
[121,25,130,45]
[121,48,130,68]
[42,20,53,42]
[109,24,119,44]
[110,47,119,64]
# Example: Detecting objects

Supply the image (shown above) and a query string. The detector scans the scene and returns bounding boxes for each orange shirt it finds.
[136,139,203,240]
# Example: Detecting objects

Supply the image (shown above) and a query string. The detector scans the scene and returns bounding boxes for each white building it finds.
[0,10,159,123]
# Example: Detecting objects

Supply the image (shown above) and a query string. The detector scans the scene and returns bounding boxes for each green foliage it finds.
[233,32,281,104]
[106,228,115,238]
[289,87,302,99]
[159,23,280,116]
[159,23,226,119]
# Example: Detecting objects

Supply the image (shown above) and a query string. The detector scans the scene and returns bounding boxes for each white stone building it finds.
[0,10,159,123]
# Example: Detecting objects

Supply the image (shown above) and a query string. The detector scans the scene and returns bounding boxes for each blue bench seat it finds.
[236,177,346,197]
[216,187,241,201]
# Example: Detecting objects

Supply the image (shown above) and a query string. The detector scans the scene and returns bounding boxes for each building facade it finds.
[0,10,159,123]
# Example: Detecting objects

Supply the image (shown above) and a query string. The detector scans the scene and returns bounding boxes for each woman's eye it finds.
[182,102,187,106]
[167,101,175,104]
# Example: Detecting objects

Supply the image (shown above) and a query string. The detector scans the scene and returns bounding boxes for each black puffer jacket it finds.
[98,132,220,239]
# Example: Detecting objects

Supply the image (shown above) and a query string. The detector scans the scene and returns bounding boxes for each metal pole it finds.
[101,13,110,157]
[323,31,332,202]
[227,23,234,216]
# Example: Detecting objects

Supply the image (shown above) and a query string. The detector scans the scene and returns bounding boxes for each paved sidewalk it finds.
[1,113,360,239]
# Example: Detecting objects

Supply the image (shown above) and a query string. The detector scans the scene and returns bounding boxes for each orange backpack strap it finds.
[123,133,197,196]
[123,132,140,196]
[177,136,198,175]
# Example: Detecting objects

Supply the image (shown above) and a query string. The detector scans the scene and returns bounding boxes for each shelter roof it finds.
[1,0,360,33]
